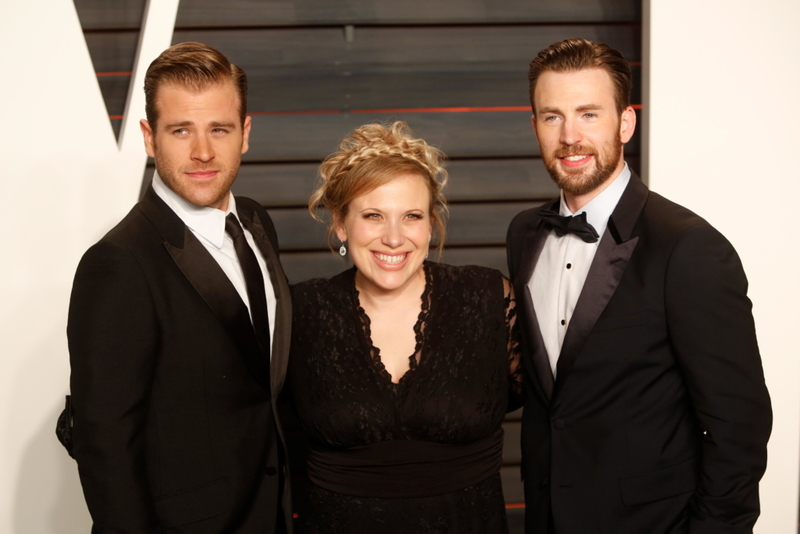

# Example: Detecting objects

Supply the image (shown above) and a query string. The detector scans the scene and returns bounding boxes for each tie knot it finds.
[225,213,244,239]
[537,208,600,243]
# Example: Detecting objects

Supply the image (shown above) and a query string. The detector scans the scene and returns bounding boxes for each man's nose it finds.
[191,134,214,162]
[560,118,582,146]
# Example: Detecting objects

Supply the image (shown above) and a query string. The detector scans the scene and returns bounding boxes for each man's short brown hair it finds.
[144,42,247,129]
[528,38,632,114]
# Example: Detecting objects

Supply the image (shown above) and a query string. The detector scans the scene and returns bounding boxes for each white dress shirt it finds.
[152,172,277,355]
[528,164,631,377]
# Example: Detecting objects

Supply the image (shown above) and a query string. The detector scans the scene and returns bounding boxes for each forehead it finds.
[155,81,240,121]
[351,173,431,206]
[534,68,616,111]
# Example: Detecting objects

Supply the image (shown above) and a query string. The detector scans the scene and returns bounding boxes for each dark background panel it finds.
[82,24,641,138]
[171,24,641,71]
[75,0,640,29]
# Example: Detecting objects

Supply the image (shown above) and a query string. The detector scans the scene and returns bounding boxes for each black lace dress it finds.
[287,262,522,534]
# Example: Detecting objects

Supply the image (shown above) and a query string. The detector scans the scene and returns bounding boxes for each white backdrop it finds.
[645,1,800,532]
[0,1,796,532]
[0,0,177,531]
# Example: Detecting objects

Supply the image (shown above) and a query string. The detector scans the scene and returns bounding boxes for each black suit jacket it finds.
[506,173,771,534]
[68,186,292,533]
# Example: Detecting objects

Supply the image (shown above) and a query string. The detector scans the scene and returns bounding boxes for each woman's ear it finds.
[334,219,347,243]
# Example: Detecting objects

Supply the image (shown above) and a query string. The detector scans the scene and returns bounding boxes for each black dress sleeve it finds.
[502,277,524,412]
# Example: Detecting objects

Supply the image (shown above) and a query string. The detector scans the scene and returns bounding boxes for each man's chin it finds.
[550,170,598,196]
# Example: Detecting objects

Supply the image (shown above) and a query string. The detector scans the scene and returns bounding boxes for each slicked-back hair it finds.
[144,41,247,129]
[528,38,632,114]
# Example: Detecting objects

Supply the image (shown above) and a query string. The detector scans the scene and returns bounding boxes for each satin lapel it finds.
[164,229,270,392]
[516,201,558,402]
[238,208,292,399]
[138,187,270,393]
[552,173,649,397]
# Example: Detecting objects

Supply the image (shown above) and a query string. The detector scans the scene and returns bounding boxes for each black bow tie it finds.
[537,208,599,243]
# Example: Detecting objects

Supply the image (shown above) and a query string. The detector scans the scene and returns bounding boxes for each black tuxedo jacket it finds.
[507,173,771,534]
[68,186,292,533]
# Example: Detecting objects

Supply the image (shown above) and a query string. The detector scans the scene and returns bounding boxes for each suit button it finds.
[540,478,549,487]
[266,466,278,476]
[553,419,565,429]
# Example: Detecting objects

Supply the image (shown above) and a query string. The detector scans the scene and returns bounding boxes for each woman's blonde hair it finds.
[308,121,449,254]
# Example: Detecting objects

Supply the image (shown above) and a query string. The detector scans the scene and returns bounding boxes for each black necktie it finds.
[225,214,272,362]
[537,208,600,243]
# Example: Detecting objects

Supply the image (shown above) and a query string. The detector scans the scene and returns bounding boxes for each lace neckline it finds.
[349,262,433,387]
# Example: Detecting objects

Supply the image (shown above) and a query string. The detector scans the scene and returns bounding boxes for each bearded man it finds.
[506,38,771,534]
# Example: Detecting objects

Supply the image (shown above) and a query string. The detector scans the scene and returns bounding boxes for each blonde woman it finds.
[287,122,522,533]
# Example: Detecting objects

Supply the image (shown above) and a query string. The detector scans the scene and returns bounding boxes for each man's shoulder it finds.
[84,195,178,264]
[639,190,711,237]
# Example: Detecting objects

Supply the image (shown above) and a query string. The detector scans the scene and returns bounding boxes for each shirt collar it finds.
[152,171,237,249]
[559,162,631,240]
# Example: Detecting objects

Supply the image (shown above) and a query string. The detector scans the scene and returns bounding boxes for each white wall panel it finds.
[645,1,800,532]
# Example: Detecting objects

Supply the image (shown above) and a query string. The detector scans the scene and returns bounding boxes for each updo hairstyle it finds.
[308,121,449,254]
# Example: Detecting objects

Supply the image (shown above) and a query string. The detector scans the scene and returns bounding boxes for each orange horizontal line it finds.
[109,115,124,120]
[248,109,342,116]
[352,106,531,113]
[109,104,643,120]
[97,71,132,77]
[505,503,525,509]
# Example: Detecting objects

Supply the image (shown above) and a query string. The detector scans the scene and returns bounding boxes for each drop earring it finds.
[339,242,347,256]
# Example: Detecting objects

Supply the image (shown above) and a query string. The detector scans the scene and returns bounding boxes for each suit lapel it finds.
[516,200,559,401]
[138,187,270,393]
[552,173,649,397]
[237,206,292,399]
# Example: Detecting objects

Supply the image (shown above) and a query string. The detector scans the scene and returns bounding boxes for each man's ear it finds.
[140,119,156,158]
[619,105,637,144]
[241,115,252,155]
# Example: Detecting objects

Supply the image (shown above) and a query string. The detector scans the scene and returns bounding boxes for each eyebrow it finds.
[164,121,193,129]
[163,121,237,129]
[537,104,604,115]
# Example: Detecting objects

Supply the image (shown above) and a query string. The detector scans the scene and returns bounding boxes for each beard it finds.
[543,130,623,196]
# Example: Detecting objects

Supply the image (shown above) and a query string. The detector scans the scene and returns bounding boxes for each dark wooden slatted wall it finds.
[76,0,642,526]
